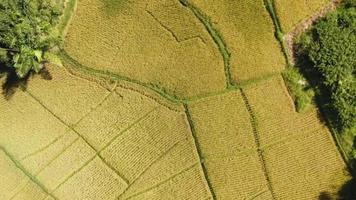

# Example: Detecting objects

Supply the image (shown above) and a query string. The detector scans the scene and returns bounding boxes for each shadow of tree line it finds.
[0,63,52,100]
[293,45,356,200]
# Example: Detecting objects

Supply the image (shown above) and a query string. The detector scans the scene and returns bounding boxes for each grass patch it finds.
[282,67,315,112]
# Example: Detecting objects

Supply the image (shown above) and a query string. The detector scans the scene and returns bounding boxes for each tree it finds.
[298,3,356,130]
[0,0,62,78]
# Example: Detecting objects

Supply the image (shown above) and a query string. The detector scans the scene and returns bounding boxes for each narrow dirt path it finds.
[284,0,342,65]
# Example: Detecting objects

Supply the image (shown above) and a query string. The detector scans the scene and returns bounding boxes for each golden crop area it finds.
[243,76,349,199]
[64,0,226,99]
[187,91,272,199]
[0,64,212,199]
[0,0,351,199]
[274,0,330,32]
[187,0,285,83]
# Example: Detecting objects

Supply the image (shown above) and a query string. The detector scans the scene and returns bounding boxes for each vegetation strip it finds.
[0,146,57,200]
[184,104,216,200]
[178,0,233,88]
[57,0,77,37]
[59,50,182,104]
[263,0,292,66]
[239,89,277,200]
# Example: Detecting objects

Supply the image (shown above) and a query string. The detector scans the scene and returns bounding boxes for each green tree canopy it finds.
[0,0,62,78]
[299,2,356,130]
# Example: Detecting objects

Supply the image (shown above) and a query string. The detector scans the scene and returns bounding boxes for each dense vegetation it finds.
[297,0,355,172]
[0,0,62,78]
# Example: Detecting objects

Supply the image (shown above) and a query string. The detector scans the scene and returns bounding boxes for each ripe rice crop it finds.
[188,0,285,83]
[274,0,330,32]
[243,76,349,199]
[187,91,271,199]
[64,0,226,98]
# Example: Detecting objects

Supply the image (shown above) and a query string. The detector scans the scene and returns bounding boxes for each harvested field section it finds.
[100,106,191,182]
[187,0,285,82]
[187,91,272,199]
[64,0,226,98]
[26,64,109,125]
[126,165,210,200]
[53,157,128,200]
[243,76,349,199]
[74,87,160,151]
[274,0,330,32]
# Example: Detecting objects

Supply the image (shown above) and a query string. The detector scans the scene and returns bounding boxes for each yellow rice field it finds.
[64,0,226,99]
[187,0,285,83]
[243,76,349,199]
[274,0,330,32]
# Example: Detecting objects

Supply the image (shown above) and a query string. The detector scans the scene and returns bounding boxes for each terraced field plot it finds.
[0,0,351,199]
[274,0,331,32]
[243,76,348,199]
[184,0,285,83]
[64,0,226,99]
[0,64,212,199]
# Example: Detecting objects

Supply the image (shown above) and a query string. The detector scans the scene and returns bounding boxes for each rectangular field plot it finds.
[263,128,348,199]
[75,87,160,151]
[54,157,128,200]
[243,76,301,145]
[188,0,285,82]
[100,106,191,183]
[205,154,272,199]
[274,0,330,32]
[0,88,69,160]
[188,91,256,157]
[0,150,47,200]
[127,165,211,200]
[187,91,272,199]
[119,136,211,199]
[64,0,226,98]
[36,138,96,191]
[26,63,109,125]
[243,76,349,199]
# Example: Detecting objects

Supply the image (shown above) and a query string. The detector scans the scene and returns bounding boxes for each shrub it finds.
[297,4,356,130]
[0,0,62,78]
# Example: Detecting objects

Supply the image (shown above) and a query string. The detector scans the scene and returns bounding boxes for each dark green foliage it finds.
[0,0,62,78]
[298,3,356,130]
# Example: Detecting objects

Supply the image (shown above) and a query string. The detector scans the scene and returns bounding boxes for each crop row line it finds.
[184,104,217,200]
[60,49,283,105]
[123,162,200,200]
[117,139,184,199]
[0,146,57,200]
[178,0,234,89]
[263,0,292,67]
[239,88,277,200]
[23,89,134,184]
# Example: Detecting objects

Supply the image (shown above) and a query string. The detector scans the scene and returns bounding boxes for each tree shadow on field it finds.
[0,64,52,100]
[101,0,129,16]
[319,177,356,200]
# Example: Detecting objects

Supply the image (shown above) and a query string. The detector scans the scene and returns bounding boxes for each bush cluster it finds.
[298,1,355,130]
[0,0,62,78]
